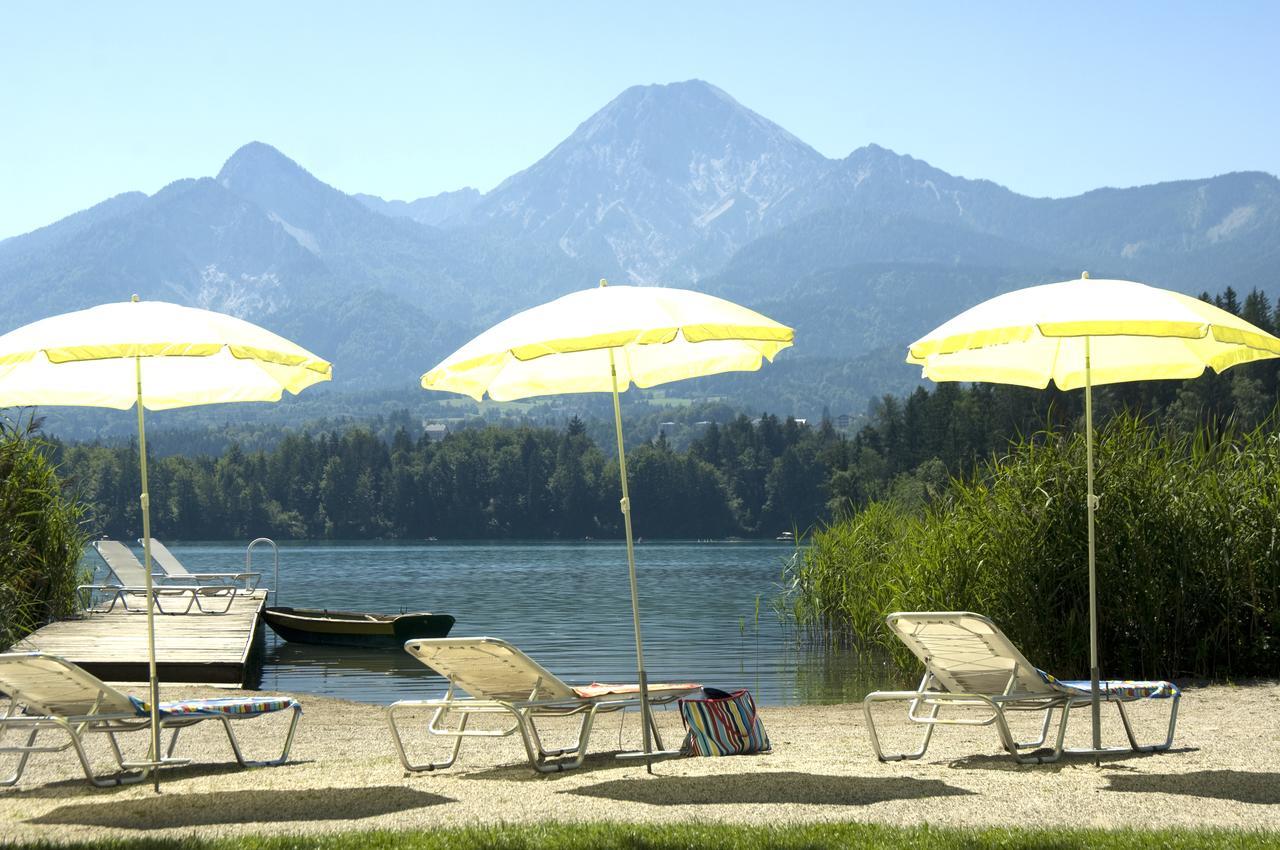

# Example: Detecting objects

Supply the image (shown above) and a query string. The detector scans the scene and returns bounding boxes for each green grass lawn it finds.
[12,823,1280,850]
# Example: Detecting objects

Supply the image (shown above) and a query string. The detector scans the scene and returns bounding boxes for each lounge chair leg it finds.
[0,728,39,787]
[1116,700,1139,749]
[1011,707,1057,750]
[1001,704,1071,764]
[58,721,148,787]
[388,704,468,772]
[1115,695,1179,753]
[219,703,301,767]
[106,730,129,767]
[194,592,234,614]
[646,704,666,751]
[863,693,937,761]
[529,711,593,759]
[520,706,600,773]
[165,727,183,758]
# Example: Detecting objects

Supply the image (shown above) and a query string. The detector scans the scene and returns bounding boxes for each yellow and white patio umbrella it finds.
[423,281,793,762]
[0,296,331,789]
[907,274,1280,753]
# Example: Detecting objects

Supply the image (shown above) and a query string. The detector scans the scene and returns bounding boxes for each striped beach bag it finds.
[678,687,771,756]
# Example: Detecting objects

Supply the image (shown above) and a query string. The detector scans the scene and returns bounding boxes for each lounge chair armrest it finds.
[178,571,261,590]
[188,571,260,585]
[77,582,120,592]
[77,583,123,607]
[185,572,259,580]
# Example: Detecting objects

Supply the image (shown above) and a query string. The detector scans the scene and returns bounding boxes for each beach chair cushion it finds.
[1038,671,1180,700]
[571,682,702,699]
[128,695,300,719]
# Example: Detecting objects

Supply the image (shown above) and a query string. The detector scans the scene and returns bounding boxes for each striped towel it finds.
[1038,670,1180,700]
[129,695,299,718]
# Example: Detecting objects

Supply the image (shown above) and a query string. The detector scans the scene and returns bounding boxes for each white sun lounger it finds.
[79,541,235,614]
[863,612,1180,764]
[0,652,300,787]
[141,538,261,591]
[388,637,701,773]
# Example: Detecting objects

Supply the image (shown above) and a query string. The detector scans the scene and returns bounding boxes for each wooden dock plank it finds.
[14,591,267,686]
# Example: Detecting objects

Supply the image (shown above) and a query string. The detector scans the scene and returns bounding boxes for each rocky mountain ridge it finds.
[2,79,1276,419]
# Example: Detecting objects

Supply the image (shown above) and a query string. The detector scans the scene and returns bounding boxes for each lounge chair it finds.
[0,652,300,787]
[862,612,1180,764]
[78,541,235,614]
[141,538,261,592]
[388,637,701,773]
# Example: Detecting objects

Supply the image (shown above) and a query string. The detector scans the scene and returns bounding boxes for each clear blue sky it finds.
[2,2,1278,240]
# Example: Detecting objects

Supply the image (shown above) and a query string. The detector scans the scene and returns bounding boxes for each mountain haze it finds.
[354,187,482,227]
[2,79,1277,422]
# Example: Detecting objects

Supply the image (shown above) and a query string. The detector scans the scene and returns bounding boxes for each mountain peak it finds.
[476,80,829,281]
[613,78,737,106]
[211,141,373,253]
[216,142,309,187]
[572,79,815,156]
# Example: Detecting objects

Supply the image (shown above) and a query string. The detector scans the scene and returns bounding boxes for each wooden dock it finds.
[14,591,268,686]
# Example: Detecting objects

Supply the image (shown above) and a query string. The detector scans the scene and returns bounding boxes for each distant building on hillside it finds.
[423,422,450,440]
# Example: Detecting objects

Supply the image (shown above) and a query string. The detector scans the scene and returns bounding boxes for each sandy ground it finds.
[1,681,1277,843]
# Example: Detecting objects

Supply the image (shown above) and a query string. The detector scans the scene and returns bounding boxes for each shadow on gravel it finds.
[460,750,657,782]
[28,786,453,828]
[1105,770,1280,804]
[566,772,974,806]
[948,747,1197,773]
[2,758,316,799]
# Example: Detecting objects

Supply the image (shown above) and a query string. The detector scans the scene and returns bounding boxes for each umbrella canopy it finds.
[0,296,331,790]
[423,282,793,765]
[0,299,330,408]
[907,274,1280,755]
[423,284,793,401]
[908,277,1280,387]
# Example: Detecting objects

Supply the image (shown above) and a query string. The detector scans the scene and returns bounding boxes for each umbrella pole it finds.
[136,355,163,793]
[1085,337,1101,755]
[609,349,657,772]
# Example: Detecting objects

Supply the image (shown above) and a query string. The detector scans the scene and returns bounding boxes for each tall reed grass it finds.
[790,414,1280,680]
[0,414,89,650]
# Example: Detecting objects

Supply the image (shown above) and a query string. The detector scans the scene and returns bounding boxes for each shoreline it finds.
[2,682,1278,843]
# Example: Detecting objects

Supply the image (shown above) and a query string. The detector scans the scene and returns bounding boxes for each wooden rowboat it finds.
[263,607,455,649]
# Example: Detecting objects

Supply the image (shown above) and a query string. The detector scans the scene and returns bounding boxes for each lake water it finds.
[88,540,896,706]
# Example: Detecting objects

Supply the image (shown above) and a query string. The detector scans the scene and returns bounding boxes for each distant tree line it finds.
[48,287,1280,542]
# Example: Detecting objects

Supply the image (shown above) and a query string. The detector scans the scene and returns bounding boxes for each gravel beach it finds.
[2,682,1277,843]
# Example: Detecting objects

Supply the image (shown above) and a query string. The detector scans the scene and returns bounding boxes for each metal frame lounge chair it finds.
[141,538,261,591]
[863,612,1180,764]
[388,637,701,773]
[79,541,236,614]
[0,652,301,787]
